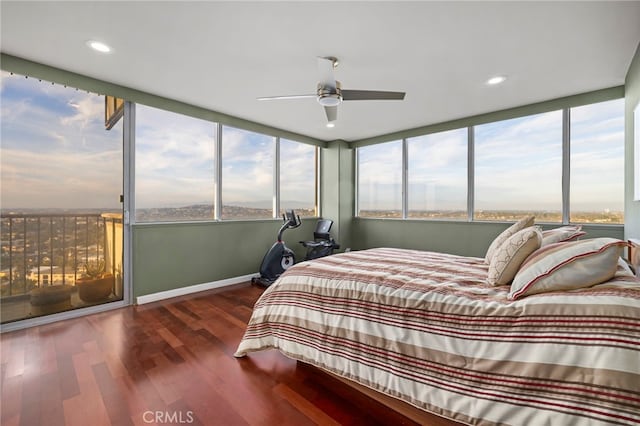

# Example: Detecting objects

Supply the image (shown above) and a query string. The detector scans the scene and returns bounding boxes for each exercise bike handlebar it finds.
[277,210,301,241]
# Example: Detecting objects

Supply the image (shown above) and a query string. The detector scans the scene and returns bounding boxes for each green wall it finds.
[625,43,640,240]
[352,219,624,258]
[132,219,316,297]
[320,140,355,251]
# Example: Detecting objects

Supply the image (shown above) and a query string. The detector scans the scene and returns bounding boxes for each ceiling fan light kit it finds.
[258,56,405,125]
[317,82,342,107]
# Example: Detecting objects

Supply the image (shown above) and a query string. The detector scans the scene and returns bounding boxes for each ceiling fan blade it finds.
[342,90,406,101]
[324,105,337,122]
[317,57,337,91]
[257,94,316,101]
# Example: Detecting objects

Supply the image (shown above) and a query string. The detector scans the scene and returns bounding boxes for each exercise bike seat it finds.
[301,240,334,248]
[300,219,340,260]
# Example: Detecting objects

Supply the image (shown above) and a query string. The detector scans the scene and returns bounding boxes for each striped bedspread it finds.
[235,248,640,426]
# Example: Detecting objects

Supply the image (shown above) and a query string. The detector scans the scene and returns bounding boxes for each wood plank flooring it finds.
[1,283,448,426]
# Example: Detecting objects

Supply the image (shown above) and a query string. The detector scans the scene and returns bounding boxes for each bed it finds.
[235,246,640,425]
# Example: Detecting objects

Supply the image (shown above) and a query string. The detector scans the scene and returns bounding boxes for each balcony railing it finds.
[0,212,122,297]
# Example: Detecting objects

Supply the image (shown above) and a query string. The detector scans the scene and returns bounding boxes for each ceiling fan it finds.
[257,57,406,125]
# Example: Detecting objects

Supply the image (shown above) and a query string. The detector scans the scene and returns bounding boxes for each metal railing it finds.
[0,212,122,297]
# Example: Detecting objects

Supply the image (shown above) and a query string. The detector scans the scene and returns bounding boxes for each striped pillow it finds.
[488,226,542,286]
[541,225,585,246]
[484,215,535,264]
[509,238,628,300]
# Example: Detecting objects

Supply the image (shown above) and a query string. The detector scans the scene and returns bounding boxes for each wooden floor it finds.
[0,283,432,426]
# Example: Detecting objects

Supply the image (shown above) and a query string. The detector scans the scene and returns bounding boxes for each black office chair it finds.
[300,219,340,260]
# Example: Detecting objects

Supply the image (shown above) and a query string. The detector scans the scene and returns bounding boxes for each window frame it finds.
[133,103,217,223]
[355,99,625,226]
[132,112,320,224]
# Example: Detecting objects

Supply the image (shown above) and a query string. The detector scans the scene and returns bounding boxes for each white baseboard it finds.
[136,273,257,305]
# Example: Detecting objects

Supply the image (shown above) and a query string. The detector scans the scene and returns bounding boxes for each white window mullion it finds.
[273,137,280,218]
[124,102,135,226]
[467,126,475,222]
[123,101,135,306]
[354,148,359,217]
[402,138,408,219]
[315,146,321,217]
[214,123,222,220]
[562,109,570,225]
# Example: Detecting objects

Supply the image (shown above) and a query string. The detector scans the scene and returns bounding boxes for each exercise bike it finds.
[252,210,301,287]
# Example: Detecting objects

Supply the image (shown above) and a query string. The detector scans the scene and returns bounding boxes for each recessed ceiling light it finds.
[87,40,111,53]
[326,122,335,128]
[486,76,506,85]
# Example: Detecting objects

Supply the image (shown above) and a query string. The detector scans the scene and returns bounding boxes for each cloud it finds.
[475,111,562,164]
[1,147,122,209]
[61,96,103,129]
[356,104,623,212]
[407,129,467,188]
[571,99,624,125]
[135,104,216,207]
[280,139,316,205]
[358,140,403,210]
[134,107,319,209]
[219,127,274,205]
[1,74,123,209]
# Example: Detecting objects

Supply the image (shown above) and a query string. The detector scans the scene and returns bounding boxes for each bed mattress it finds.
[235,248,640,425]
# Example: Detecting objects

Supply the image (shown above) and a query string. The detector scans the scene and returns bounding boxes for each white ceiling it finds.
[1,1,639,142]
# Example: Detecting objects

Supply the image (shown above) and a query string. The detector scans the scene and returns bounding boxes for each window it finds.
[221,126,274,219]
[474,111,563,222]
[135,104,215,222]
[280,139,317,217]
[355,98,623,225]
[134,113,318,222]
[357,140,402,218]
[570,99,624,224]
[407,129,467,219]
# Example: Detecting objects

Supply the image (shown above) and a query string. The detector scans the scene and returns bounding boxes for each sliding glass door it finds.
[0,71,125,324]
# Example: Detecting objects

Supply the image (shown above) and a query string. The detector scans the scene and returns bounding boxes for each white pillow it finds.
[484,216,535,264]
[509,238,627,300]
[488,226,542,286]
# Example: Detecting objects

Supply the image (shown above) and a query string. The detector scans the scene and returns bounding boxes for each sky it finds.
[1,71,123,210]
[135,105,316,211]
[408,128,467,211]
[1,71,316,214]
[358,99,624,213]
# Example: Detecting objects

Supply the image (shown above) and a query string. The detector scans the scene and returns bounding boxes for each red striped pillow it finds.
[509,238,628,300]
[541,225,585,246]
